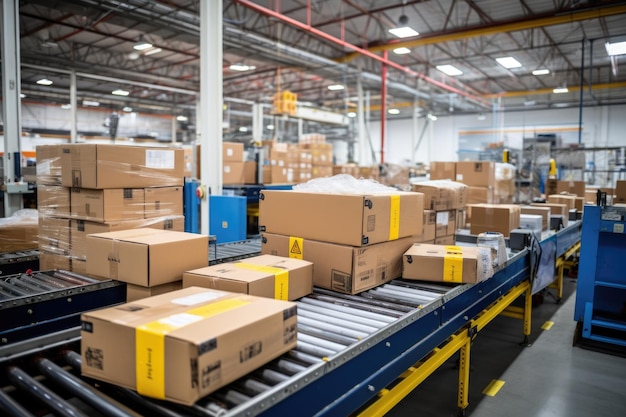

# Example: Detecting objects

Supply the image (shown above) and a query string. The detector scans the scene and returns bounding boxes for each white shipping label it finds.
[159,313,203,328]
[227,148,234,156]
[614,224,624,234]
[172,291,224,306]
[436,211,449,225]
[146,150,175,169]
[37,160,51,176]
[224,165,231,173]
[456,174,464,181]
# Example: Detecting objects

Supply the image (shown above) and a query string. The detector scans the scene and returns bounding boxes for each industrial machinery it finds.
[0,249,39,276]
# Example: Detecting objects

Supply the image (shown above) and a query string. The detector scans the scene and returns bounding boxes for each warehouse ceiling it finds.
[13,0,626,120]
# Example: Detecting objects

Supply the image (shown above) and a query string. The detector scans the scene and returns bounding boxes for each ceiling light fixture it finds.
[496,56,522,69]
[144,47,162,56]
[524,100,536,106]
[133,36,152,51]
[266,124,275,130]
[229,64,256,72]
[427,113,438,121]
[477,113,486,121]
[328,84,345,91]
[553,87,569,94]
[112,89,130,96]
[20,93,26,98]
[61,104,71,110]
[82,100,100,107]
[347,112,357,118]
[239,126,249,132]
[532,69,550,76]
[388,27,419,38]
[393,47,411,55]
[436,64,463,76]
[123,106,133,112]
[388,108,400,115]
[605,41,626,56]
[36,78,53,85]
[176,115,188,122]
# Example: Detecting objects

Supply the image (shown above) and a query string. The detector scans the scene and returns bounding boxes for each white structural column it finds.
[70,70,77,142]
[1,0,24,216]
[411,99,419,165]
[356,75,369,165]
[199,0,223,235]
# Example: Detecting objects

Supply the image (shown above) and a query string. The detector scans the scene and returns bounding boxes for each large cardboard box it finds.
[262,166,290,184]
[38,217,71,255]
[0,218,39,252]
[547,195,577,211]
[262,233,414,294]
[435,209,456,237]
[71,216,184,259]
[80,287,297,405]
[126,281,182,302]
[71,257,87,275]
[416,210,436,243]
[556,180,585,197]
[456,161,495,187]
[467,186,494,204]
[144,187,183,218]
[39,251,71,271]
[546,179,558,196]
[311,148,333,166]
[531,203,569,227]
[312,165,333,179]
[403,244,493,283]
[520,206,551,231]
[434,235,455,245]
[71,188,145,222]
[411,181,467,210]
[183,255,313,300]
[61,144,184,189]
[244,161,257,184]
[36,144,64,185]
[469,204,521,237]
[86,228,208,286]
[223,162,245,184]
[223,142,244,162]
[429,162,456,181]
[37,185,70,217]
[616,180,626,203]
[259,190,424,246]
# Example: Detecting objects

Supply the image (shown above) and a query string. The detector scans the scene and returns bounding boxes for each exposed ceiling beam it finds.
[483,81,626,98]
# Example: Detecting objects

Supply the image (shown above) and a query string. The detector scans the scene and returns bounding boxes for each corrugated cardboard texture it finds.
[86,228,208,286]
[434,235,455,245]
[547,195,577,211]
[261,233,414,294]
[183,254,312,300]
[469,204,521,237]
[39,251,71,271]
[0,218,39,252]
[36,144,64,185]
[531,203,569,227]
[416,210,436,242]
[126,281,182,302]
[71,188,145,222]
[38,217,71,255]
[429,161,456,181]
[520,206,551,231]
[411,181,467,210]
[435,209,457,237]
[556,180,585,197]
[467,186,494,204]
[81,287,297,405]
[616,181,626,203]
[37,185,70,217]
[223,162,245,184]
[403,244,492,283]
[456,161,495,187]
[259,190,423,246]
[61,144,184,189]
[223,142,244,162]
[71,258,87,275]
[144,187,183,218]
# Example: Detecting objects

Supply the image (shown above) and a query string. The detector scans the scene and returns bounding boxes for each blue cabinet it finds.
[209,195,247,243]
[574,205,626,347]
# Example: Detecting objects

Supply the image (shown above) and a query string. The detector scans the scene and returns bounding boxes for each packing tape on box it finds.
[443,245,463,283]
[234,263,290,301]
[135,297,249,399]
[389,195,401,240]
[288,236,304,260]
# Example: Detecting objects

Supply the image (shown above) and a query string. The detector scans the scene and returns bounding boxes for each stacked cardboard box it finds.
[584,187,615,204]
[288,144,313,183]
[494,163,515,203]
[468,204,521,237]
[0,209,39,252]
[263,143,289,184]
[429,161,456,181]
[259,190,424,294]
[456,161,496,205]
[359,165,380,181]
[299,142,333,179]
[411,181,467,245]
[520,206,551,231]
[531,202,569,228]
[615,180,626,203]
[332,163,361,177]
[222,142,245,184]
[36,144,186,277]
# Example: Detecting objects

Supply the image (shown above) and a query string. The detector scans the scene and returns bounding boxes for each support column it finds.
[171,115,177,144]
[356,74,368,166]
[411,99,419,165]
[1,0,24,216]
[199,0,223,235]
[70,70,77,142]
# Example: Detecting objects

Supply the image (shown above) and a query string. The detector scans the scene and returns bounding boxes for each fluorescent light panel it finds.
[347,112,356,118]
[393,47,411,55]
[532,69,550,75]
[496,56,522,69]
[144,47,162,56]
[388,27,419,38]
[387,108,400,115]
[82,100,100,106]
[36,78,53,85]
[61,104,71,110]
[327,84,345,91]
[133,41,152,51]
[266,124,275,130]
[436,64,463,76]
[123,107,133,112]
[606,41,626,56]
[176,115,188,121]
[553,87,569,94]
[229,64,256,71]
[112,89,130,96]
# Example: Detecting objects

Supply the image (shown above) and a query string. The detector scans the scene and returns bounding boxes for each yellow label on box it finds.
[443,245,463,283]
[235,263,290,301]
[389,195,401,240]
[288,236,303,260]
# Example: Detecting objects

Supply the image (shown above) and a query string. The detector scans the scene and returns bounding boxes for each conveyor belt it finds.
[209,238,262,265]
[0,250,39,276]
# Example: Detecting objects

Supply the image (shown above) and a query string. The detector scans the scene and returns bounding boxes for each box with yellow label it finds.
[402,244,494,284]
[182,255,312,300]
[80,287,297,405]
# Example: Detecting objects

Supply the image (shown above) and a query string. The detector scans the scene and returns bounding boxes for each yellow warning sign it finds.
[289,236,303,260]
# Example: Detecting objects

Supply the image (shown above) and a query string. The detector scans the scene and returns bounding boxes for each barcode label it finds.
[146,150,175,169]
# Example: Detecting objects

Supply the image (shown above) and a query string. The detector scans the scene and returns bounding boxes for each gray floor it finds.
[386,278,626,417]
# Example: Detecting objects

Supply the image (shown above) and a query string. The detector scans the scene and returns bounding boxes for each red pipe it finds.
[381,50,387,164]
[234,0,490,107]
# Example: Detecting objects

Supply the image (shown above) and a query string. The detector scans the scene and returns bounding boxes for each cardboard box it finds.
[467,186,494,204]
[259,190,424,246]
[61,144,184,189]
[556,180,585,197]
[416,210,436,243]
[333,164,361,177]
[411,181,467,210]
[403,244,493,283]
[37,185,70,217]
[520,206,550,231]
[546,179,558,196]
[39,251,71,271]
[126,281,182,302]
[456,209,467,230]
[262,166,290,184]
[456,161,495,187]
[183,255,312,300]
[223,162,245,184]
[144,187,183,218]
[435,209,456,237]
[38,217,71,255]
[531,203,569,227]
[312,165,333,179]
[86,228,208,286]
[244,161,257,184]
[574,197,584,212]
[616,180,626,203]
[36,144,64,185]
[262,233,414,294]
[469,204,521,237]
[359,165,380,181]
[429,162,456,181]
[71,258,87,275]
[547,195,577,211]
[520,214,543,235]
[80,287,297,405]
[70,216,184,259]
[223,142,244,162]
[311,149,333,166]
[71,188,145,222]
[434,235,455,245]
[0,219,39,252]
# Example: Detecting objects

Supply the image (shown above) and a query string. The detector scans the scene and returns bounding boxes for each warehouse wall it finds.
[367,103,626,165]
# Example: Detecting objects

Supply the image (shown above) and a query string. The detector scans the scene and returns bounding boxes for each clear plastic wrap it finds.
[411,180,468,210]
[477,232,508,267]
[293,173,397,194]
[494,162,516,203]
[0,209,39,252]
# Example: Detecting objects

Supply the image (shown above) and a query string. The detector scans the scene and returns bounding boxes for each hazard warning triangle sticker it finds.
[289,237,303,259]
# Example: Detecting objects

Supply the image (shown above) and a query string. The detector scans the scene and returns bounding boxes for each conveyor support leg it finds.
[457,336,471,417]
[522,283,532,346]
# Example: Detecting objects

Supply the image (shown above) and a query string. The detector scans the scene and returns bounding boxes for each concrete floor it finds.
[386,278,626,417]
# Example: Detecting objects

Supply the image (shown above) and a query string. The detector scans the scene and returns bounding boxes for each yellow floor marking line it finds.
[542,321,555,330]
[483,379,505,397]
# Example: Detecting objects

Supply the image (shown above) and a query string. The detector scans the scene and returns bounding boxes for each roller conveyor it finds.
[209,238,262,265]
[0,249,39,277]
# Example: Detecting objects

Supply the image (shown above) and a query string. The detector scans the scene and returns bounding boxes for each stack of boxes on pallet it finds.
[300,134,334,179]
[36,144,185,275]
[287,144,313,183]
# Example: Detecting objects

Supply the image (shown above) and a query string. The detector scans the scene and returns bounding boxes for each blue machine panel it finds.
[209,195,247,243]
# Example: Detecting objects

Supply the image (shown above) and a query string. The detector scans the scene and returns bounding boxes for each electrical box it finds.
[209,195,246,243]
